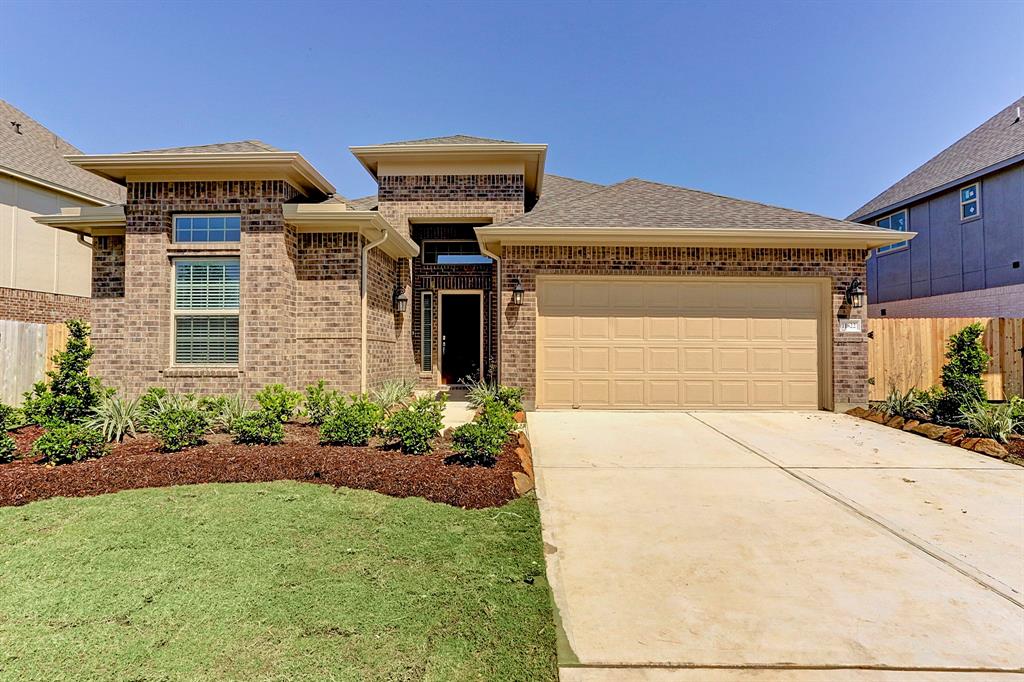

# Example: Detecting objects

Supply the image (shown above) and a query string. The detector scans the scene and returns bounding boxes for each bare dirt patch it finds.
[0,424,522,509]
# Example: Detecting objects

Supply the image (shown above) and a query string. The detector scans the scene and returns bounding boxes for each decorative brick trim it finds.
[378,175,524,203]
[0,287,90,324]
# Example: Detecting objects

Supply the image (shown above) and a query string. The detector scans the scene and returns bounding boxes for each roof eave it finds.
[282,204,419,258]
[849,151,1024,223]
[475,226,915,252]
[349,143,548,201]
[32,205,126,237]
[64,152,336,198]
[0,165,120,206]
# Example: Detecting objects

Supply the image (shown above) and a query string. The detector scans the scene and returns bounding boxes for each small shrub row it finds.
[451,389,521,467]
[383,394,447,454]
[320,395,383,446]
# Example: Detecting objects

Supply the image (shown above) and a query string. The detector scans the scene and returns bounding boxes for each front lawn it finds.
[0,482,557,681]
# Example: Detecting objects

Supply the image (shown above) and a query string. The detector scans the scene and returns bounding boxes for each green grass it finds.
[0,483,557,681]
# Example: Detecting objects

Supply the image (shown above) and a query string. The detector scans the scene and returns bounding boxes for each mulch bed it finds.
[0,424,523,509]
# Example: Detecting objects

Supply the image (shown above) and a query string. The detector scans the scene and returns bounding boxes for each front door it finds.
[440,293,482,385]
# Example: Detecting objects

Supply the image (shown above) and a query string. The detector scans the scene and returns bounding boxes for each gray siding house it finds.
[849,96,1024,317]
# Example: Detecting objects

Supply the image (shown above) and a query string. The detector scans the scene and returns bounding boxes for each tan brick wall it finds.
[377,174,526,388]
[366,245,414,389]
[92,180,311,396]
[500,246,870,409]
[868,282,1024,318]
[0,287,90,324]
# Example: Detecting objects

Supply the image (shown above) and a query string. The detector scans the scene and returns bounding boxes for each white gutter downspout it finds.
[360,228,389,393]
[478,239,502,385]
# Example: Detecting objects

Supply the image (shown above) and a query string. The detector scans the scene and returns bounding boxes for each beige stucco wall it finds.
[0,174,93,297]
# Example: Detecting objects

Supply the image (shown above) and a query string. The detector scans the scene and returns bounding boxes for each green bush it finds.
[0,402,16,431]
[138,387,169,425]
[32,422,107,464]
[937,323,991,422]
[451,421,507,467]
[21,319,103,426]
[496,385,525,413]
[304,381,339,426]
[150,407,209,452]
[959,401,1019,443]
[878,385,925,419]
[320,395,383,446]
[0,434,14,463]
[384,394,446,454]
[232,410,285,445]
[214,393,250,432]
[254,384,303,423]
[914,385,944,422]
[465,380,524,413]
[1011,396,1024,434]
[85,393,143,442]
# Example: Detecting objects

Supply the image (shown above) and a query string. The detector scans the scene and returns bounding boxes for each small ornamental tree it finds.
[937,322,991,421]
[22,319,103,426]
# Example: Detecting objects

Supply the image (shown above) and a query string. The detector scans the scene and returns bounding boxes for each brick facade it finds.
[0,287,90,324]
[499,246,870,409]
[868,282,1024,318]
[376,174,526,388]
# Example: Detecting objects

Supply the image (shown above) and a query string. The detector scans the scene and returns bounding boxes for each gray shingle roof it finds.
[848,96,1024,221]
[498,177,888,233]
[345,194,378,210]
[374,134,521,146]
[0,99,125,204]
[532,174,604,212]
[122,140,281,154]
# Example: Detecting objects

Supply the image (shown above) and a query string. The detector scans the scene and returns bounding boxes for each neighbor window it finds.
[422,240,492,265]
[173,259,240,364]
[421,292,433,372]
[875,209,908,253]
[174,214,241,243]
[960,183,980,221]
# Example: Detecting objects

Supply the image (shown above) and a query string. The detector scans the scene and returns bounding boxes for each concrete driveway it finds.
[528,411,1024,680]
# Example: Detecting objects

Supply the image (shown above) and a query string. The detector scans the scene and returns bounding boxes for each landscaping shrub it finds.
[384,394,446,454]
[370,377,417,414]
[1011,396,1024,434]
[0,402,16,431]
[0,434,13,463]
[198,395,228,420]
[878,385,925,419]
[304,380,339,426]
[319,394,383,446]
[21,319,103,426]
[451,421,507,467]
[150,407,209,452]
[937,323,990,422]
[255,384,303,423]
[86,393,143,442]
[32,422,107,464]
[232,410,285,445]
[960,401,1019,443]
[139,387,169,422]
[496,385,525,413]
[215,393,250,432]
[465,380,524,413]
[914,385,945,422]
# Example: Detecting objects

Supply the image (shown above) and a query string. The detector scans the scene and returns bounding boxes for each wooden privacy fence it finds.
[867,317,1024,401]
[0,321,69,405]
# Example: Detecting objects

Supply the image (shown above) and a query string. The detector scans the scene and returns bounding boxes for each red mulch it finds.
[9,425,44,455]
[0,425,523,509]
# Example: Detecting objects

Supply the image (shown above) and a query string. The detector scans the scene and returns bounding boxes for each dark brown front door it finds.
[441,293,481,385]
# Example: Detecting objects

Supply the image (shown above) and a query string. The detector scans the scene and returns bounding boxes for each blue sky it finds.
[2,0,1022,218]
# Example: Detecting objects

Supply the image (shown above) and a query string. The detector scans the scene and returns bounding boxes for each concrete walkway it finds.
[528,411,1024,680]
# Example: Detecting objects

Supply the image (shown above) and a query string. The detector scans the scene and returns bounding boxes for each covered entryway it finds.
[536,277,829,409]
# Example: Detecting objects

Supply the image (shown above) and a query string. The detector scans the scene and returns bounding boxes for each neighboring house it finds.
[33,134,904,411]
[0,99,125,323]
[849,96,1024,318]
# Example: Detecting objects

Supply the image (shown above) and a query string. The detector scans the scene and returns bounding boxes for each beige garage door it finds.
[536,279,824,410]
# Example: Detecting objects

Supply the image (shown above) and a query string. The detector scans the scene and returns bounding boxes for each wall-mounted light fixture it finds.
[393,286,408,314]
[511,279,525,306]
[844,278,865,309]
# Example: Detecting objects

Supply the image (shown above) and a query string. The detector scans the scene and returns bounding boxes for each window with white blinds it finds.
[173,259,240,364]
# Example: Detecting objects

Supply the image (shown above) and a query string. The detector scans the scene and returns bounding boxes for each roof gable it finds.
[375,134,521,146]
[848,96,1024,221]
[122,140,281,154]
[0,99,125,204]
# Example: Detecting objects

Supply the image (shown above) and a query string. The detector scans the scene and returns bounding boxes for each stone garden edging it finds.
[845,407,1010,460]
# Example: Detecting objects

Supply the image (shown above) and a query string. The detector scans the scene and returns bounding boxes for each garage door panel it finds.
[537,280,822,410]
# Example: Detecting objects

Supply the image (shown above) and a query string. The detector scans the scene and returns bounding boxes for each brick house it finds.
[34,135,906,411]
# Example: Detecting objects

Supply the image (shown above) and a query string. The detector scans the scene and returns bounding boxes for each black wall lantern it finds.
[393,286,408,314]
[844,278,865,309]
[511,279,525,306]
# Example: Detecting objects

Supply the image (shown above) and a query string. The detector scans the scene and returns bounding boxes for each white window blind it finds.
[173,259,240,364]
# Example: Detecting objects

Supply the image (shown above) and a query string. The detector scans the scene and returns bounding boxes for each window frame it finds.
[875,208,909,254]
[959,182,981,222]
[420,239,493,265]
[420,291,434,374]
[173,213,242,244]
[171,257,241,366]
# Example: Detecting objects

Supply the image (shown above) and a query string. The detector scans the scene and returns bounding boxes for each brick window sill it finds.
[162,366,243,379]
[166,243,241,257]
